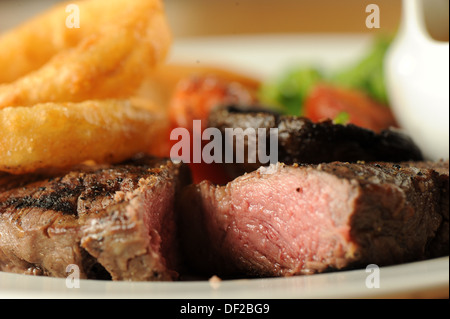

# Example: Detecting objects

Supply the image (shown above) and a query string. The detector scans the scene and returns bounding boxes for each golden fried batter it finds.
[0,100,167,174]
[0,0,168,84]
[0,0,171,109]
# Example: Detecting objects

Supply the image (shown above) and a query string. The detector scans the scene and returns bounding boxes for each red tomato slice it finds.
[304,85,397,132]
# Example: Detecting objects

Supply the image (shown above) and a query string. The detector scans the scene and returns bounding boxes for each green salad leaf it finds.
[258,35,393,115]
[331,35,392,105]
[258,67,324,116]
[333,112,350,125]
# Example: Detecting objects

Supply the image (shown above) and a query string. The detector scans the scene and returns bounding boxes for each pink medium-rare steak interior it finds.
[180,164,361,277]
[179,161,448,278]
[80,173,179,281]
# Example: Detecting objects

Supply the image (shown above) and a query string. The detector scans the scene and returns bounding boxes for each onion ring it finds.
[0,99,167,174]
[0,0,171,109]
[0,0,168,84]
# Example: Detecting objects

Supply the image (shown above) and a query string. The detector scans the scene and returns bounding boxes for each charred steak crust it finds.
[208,106,424,177]
[179,161,449,278]
[0,155,191,281]
[319,161,449,265]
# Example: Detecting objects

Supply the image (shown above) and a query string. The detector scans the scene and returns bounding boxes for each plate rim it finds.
[1,256,448,299]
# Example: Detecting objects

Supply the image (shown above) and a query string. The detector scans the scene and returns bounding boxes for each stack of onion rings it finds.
[0,0,172,174]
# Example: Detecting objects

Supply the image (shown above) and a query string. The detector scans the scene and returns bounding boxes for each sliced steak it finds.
[179,160,448,277]
[0,155,191,281]
[208,106,424,178]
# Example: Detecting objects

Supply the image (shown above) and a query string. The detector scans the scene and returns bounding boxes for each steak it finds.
[0,155,191,281]
[208,106,424,178]
[178,160,449,277]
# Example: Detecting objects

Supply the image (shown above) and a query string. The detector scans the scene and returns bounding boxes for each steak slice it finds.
[179,160,448,277]
[0,155,191,281]
[208,106,424,178]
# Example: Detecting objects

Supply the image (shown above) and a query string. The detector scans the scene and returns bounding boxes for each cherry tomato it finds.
[169,75,256,131]
[168,75,257,184]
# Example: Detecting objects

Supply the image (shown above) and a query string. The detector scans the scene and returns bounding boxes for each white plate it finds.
[0,257,448,299]
[168,33,376,80]
[0,33,448,299]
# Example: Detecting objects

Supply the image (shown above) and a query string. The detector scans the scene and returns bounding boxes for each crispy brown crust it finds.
[0,156,191,281]
[208,106,424,177]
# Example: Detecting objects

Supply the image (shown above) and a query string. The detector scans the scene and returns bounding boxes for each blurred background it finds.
[163,0,403,37]
[2,0,448,41]
[1,0,403,37]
